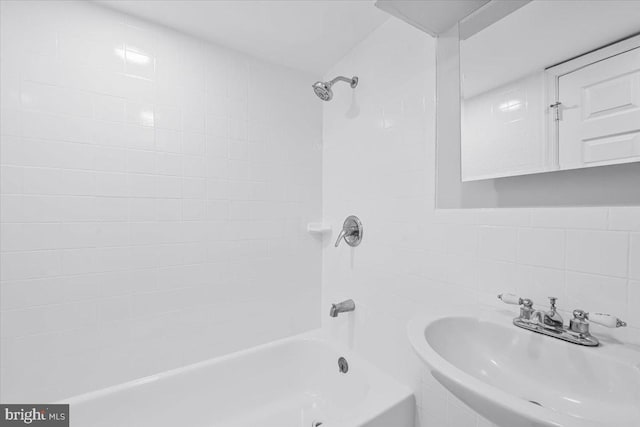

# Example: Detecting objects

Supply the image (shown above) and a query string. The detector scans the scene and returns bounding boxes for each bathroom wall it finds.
[0,1,322,402]
[322,18,640,427]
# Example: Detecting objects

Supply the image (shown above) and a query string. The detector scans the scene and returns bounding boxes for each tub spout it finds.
[330,299,355,317]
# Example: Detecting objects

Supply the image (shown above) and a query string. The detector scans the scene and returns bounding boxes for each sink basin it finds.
[408,311,640,427]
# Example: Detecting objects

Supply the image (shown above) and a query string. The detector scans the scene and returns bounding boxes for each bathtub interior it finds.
[68,335,412,427]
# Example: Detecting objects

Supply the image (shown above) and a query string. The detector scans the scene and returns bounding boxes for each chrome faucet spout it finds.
[330,299,355,317]
[531,297,564,330]
[531,309,563,330]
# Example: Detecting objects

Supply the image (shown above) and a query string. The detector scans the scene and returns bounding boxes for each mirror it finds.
[460,1,640,182]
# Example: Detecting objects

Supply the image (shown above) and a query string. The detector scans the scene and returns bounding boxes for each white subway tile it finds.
[181,177,206,199]
[477,260,518,296]
[125,102,154,127]
[443,223,478,256]
[478,226,517,262]
[517,228,565,269]
[127,174,156,198]
[93,95,126,123]
[156,152,183,176]
[155,105,182,130]
[0,308,48,338]
[1,108,21,136]
[0,195,23,222]
[182,155,206,178]
[95,172,128,197]
[183,131,206,155]
[92,146,127,172]
[1,223,63,251]
[155,128,181,153]
[477,208,531,227]
[566,230,628,277]
[23,168,95,196]
[182,199,206,221]
[59,223,98,248]
[0,165,24,194]
[0,250,62,281]
[44,302,98,333]
[565,272,628,317]
[21,81,92,118]
[609,207,640,231]
[183,110,206,134]
[516,265,565,305]
[120,124,154,150]
[531,207,608,229]
[125,51,156,80]
[21,111,94,143]
[95,197,128,222]
[0,278,66,311]
[95,223,130,247]
[98,296,132,323]
[156,175,182,198]
[61,248,97,275]
[126,149,156,174]
[59,196,98,222]
[156,199,182,221]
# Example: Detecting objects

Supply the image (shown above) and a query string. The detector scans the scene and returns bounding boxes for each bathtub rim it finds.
[58,328,414,427]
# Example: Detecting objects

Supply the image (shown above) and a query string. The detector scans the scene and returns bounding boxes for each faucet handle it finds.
[548,296,558,309]
[588,312,627,328]
[334,215,363,248]
[334,228,348,247]
[498,293,532,307]
[572,309,587,320]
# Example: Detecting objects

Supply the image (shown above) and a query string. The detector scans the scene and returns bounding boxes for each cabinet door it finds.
[558,47,640,169]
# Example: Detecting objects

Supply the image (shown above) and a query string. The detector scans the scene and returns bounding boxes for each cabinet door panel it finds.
[559,48,640,169]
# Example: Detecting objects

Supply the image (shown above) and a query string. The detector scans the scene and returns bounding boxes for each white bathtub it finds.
[64,330,414,427]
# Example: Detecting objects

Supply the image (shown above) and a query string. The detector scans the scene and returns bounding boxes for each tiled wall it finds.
[321,18,640,427]
[0,1,322,402]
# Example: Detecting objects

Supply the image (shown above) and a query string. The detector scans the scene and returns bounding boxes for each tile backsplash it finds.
[321,18,640,427]
[0,1,322,402]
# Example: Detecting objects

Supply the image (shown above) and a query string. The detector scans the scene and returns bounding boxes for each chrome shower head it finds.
[313,81,333,101]
[312,76,358,101]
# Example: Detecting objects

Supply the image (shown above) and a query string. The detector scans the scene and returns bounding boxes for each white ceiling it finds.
[95,0,389,76]
[375,0,490,37]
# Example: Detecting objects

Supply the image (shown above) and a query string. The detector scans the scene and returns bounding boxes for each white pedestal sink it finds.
[408,309,640,427]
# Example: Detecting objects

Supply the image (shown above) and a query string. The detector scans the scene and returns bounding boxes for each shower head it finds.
[312,81,333,101]
[312,76,358,101]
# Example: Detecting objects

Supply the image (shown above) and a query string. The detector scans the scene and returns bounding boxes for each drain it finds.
[528,400,543,407]
[338,357,349,373]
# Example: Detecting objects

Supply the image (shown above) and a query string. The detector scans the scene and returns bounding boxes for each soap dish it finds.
[307,223,332,235]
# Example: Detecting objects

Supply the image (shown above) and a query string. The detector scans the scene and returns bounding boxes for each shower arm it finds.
[329,76,358,88]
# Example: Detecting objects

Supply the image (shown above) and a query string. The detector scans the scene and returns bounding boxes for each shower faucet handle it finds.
[334,228,349,247]
[334,215,363,248]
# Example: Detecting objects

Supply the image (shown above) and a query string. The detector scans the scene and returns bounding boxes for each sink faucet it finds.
[330,299,355,317]
[530,297,564,330]
[498,293,626,347]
